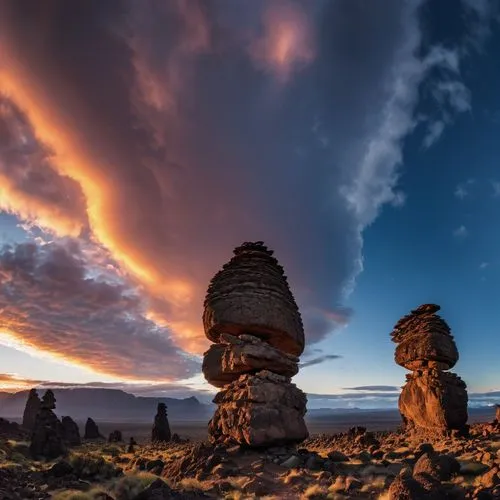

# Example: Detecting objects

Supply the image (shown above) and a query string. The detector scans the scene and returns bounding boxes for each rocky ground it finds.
[1,418,499,499]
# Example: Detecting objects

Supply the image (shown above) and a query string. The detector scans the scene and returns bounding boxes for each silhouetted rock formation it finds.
[152,403,171,443]
[22,388,40,431]
[61,416,81,446]
[127,436,137,453]
[108,430,122,443]
[391,304,468,435]
[84,417,102,439]
[29,390,66,459]
[203,242,308,447]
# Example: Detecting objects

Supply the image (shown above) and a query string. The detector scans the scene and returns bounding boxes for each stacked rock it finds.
[29,390,66,459]
[61,416,81,446]
[152,403,171,443]
[203,241,308,447]
[391,304,468,435]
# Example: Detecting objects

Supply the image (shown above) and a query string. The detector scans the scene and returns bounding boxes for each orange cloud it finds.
[249,0,316,83]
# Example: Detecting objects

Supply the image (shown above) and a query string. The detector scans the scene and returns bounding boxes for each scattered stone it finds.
[61,416,81,446]
[391,304,468,435]
[29,389,66,459]
[22,388,41,431]
[327,450,349,462]
[479,466,500,489]
[84,418,102,440]
[413,452,460,481]
[152,403,171,443]
[47,460,74,478]
[281,455,302,469]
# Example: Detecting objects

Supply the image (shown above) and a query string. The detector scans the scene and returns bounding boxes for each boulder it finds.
[108,430,123,443]
[202,335,299,387]
[395,331,459,370]
[203,241,305,356]
[208,371,308,447]
[61,416,81,446]
[399,370,468,433]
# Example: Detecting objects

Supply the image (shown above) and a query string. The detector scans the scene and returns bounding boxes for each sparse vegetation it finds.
[108,471,158,500]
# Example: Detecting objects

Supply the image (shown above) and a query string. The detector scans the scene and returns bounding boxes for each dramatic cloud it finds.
[344,386,401,392]
[0,0,483,371]
[0,240,199,380]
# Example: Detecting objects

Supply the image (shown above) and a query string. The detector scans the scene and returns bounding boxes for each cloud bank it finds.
[0,0,484,380]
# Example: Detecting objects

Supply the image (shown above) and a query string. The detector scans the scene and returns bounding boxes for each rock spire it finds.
[391,304,468,435]
[22,388,41,431]
[203,241,308,447]
[152,403,171,443]
[29,390,66,459]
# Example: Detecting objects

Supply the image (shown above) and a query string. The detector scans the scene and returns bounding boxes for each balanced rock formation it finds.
[22,388,41,431]
[203,241,308,447]
[84,417,102,440]
[152,403,171,443]
[29,389,66,459]
[61,416,81,446]
[391,304,468,435]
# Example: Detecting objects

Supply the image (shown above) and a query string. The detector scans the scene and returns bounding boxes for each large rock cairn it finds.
[29,389,66,459]
[22,388,41,431]
[152,403,171,443]
[61,416,81,446]
[203,241,308,447]
[84,417,103,440]
[391,304,468,435]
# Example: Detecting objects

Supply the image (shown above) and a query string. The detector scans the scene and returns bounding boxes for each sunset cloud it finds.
[0,0,483,379]
[249,0,315,83]
[0,239,199,380]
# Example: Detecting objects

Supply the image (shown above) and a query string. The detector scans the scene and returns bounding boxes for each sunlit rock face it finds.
[203,241,308,447]
[391,304,468,435]
[203,241,305,357]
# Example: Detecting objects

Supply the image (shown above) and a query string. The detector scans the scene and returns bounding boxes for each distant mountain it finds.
[0,388,212,422]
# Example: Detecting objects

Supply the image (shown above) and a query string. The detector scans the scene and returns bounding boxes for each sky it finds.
[0,0,499,410]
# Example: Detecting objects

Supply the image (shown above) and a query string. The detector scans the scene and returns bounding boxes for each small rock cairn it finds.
[391,304,468,435]
[152,403,171,443]
[203,241,308,447]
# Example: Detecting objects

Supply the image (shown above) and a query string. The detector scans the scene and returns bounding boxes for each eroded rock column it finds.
[203,241,308,447]
[391,304,468,435]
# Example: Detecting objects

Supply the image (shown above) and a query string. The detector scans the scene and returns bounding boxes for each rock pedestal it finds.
[391,304,468,435]
[203,242,308,447]
[152,403,171,443]
[29,390,66,459]
[22,388,41,431]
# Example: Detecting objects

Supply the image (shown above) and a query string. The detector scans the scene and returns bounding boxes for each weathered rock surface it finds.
[108,429,123,443]
[392,304,468,436]
[29,390,66,459]
[208,371,308,447]
[203,241,305,356]
[395,331,459,370]
[152,403,171,443]
[22,388,41,431]
[84,417,102,440]
[203,334,299,387]
[399,370,468,433]
[61,416,81,446]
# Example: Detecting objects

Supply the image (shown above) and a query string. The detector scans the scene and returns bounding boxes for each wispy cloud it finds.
[300,354,342,369]
[454,179,475,199]
[479,262,489,270]
[453,225,468,238]
[344,385,400,392]
[491,181,500,197]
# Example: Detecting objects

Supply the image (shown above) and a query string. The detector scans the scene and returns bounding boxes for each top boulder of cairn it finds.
[203,241,305,356]
[390,303,458,370]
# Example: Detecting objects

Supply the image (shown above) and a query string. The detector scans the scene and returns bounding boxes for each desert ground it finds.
[1,407,499,500]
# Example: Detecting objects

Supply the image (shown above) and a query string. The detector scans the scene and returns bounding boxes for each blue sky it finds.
[0,0,499,409]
